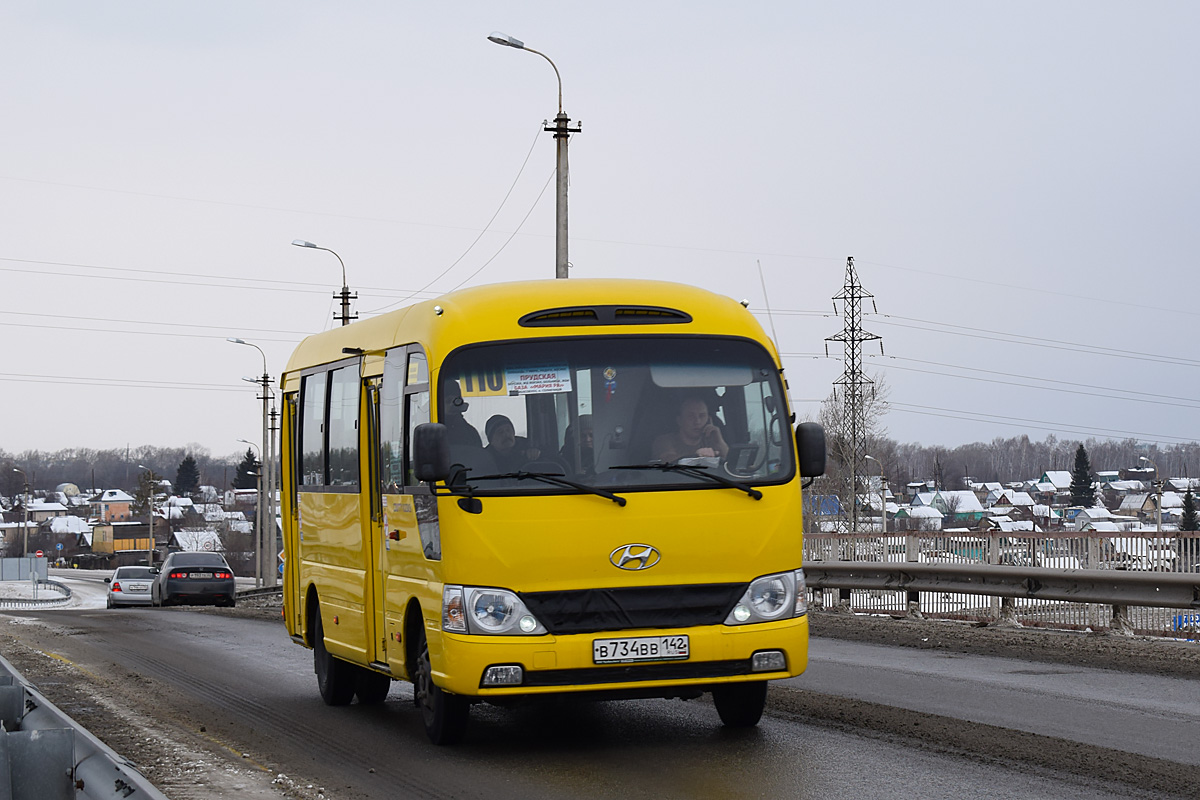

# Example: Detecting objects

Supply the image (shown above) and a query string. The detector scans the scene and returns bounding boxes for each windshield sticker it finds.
[506,365,572,395]
[604,367,617,401]
[457,368,507,397]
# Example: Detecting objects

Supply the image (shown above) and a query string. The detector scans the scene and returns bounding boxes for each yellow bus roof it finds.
[281,279,776,388]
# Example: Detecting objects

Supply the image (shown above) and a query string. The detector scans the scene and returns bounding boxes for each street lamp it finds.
[488,31,580,279]
[137,464,156,568]
[11,468,29,559]
[228,338,275,588]
[291,240,356,326]
[864,455,888,535]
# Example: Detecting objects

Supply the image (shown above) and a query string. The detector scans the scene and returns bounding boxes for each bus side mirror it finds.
[413,423,451,482]
[795,422,826,478]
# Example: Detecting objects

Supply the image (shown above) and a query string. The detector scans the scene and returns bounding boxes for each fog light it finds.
[751,651,786,672]
[481,665,524,686]
[518,615,538,633]
[731,604,751,623]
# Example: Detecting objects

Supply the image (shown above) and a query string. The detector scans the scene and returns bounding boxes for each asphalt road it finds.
[0,608,1148,800]
[794,636,1200,766]
[2,572,1197,799]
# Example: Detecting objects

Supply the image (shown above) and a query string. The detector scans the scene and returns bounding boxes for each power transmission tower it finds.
[826,256,882,533]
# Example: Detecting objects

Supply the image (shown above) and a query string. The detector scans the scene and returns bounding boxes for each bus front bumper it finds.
[431,614,808,698]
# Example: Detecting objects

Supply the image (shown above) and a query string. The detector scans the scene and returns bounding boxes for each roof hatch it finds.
[518,305,692,327]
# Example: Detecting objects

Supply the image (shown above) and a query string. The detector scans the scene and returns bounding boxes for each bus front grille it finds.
[518,583,746,635]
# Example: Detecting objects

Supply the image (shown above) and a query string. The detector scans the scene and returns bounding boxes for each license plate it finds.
[127,583,149,591]
[189,572,214,579]
[593,635,689,664]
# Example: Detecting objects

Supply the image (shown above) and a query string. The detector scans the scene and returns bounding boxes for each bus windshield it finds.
[438,335,793,494]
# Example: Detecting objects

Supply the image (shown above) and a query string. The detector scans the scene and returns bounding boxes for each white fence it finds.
[804,531,1200,637]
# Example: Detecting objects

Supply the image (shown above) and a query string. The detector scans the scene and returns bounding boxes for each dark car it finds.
[151,552,237,608]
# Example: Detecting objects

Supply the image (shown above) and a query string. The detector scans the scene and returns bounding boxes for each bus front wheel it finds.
[712,681,768,727]
[313,610,356,706]
[414,628,468,744]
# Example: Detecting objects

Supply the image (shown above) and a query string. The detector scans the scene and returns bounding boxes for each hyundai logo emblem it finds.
[610,544,661,571]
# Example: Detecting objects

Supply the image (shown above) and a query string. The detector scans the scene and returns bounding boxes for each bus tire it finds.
[355,669,392,705]
[313,610,356,706]
[414,627,468,745]
[712,681,767,728]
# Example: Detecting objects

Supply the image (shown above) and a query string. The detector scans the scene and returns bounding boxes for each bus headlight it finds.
[443,585,547,635]
[725,569,807,625]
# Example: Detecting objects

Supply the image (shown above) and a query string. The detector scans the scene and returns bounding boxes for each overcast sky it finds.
[3,1,1198,461]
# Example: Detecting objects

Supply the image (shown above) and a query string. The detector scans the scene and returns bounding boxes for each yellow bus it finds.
[280,278,825,744]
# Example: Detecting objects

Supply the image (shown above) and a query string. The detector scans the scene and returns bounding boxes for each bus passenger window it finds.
[379,350,406,492]
[328,366,360,487]
[300,372,327,487]
[405,390,430,486]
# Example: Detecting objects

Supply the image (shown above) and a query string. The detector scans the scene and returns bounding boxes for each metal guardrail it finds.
[235,585,283,600]
[804,561,1200,635]
[0,652,168,800]
[804,562,1200,609]
[0,579,72,610]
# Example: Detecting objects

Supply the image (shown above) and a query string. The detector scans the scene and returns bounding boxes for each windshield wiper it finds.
[610,462,762,500]
[471,471,627,506]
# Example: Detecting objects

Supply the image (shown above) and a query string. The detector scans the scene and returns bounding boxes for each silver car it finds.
[106,566,155,608]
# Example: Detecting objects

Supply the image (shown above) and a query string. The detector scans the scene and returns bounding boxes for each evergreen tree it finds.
[1181,488,1199,532]
[1069,444,1096,507]
[175,454,200,497]
[234,448,260,490]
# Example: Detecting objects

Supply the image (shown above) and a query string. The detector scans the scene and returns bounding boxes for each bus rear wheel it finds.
[414,628,468,745]
[712,681,768,728]
[313,611,356,706]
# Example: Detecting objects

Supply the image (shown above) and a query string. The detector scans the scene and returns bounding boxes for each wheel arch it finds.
[304,584,322,648]
[403,597,426,679]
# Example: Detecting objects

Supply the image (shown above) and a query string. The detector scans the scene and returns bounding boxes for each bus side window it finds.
[300,372,327,487]
[379,349,407,493]
[327,365,360,487]
[405,389,430,486]
[403,352,429,488]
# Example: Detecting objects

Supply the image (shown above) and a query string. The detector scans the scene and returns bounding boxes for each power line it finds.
[0,320,300,344]
[872,315,1200,369]
[364,125,545,315]
[0,257,443,300]
[888,401,1198,445]
[866,356,1200,411]
[0,309,312,338]
[0,372,246,392]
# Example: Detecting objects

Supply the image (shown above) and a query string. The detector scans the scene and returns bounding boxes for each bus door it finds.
[365,378,386,666]
[378,348,434,677]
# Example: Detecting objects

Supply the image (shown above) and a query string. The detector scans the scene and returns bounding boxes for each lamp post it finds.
[228,338,275,588]
[11,468,29,559]
[291,240,356,326]
[864,455,887,535]
[137,464,156,568]
[488,31,580,279]
[1140,455,1163,567]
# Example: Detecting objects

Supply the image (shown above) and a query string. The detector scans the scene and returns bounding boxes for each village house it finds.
[90,489,135,523]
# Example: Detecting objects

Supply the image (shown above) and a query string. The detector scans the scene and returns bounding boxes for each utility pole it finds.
[547,110,581,278]
[266,399,278,588]
[826,256,883,533]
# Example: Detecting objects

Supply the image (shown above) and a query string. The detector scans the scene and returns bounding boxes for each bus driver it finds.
[652,395,729,463]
